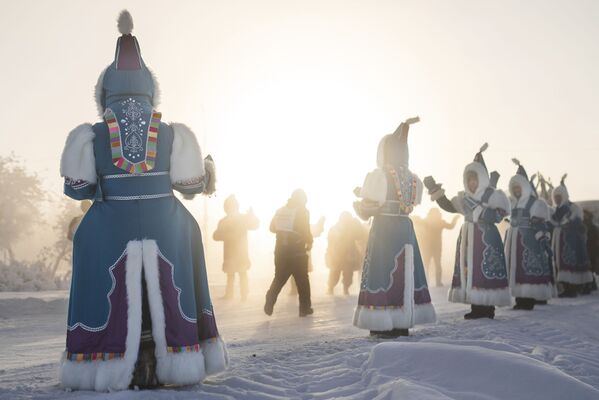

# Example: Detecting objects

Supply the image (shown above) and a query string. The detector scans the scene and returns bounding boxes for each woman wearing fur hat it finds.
[353,118,436,337]
[424,144,511,319]
[59,11,227,391]
[550,175,593,297]
[504,159,555,310]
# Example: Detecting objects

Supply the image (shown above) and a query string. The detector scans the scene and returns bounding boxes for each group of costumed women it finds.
[58,10,593,391]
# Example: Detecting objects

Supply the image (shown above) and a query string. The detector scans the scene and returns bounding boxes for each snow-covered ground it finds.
[1,286,599,400]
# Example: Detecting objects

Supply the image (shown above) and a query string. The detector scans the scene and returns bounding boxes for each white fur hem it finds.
[60,124,97,184]
[511,283,555,300]
[557,270,594,284]
[353,245,436,330]
[467,287,512,306]
[201,337,229,376]
[60,241,143,391]
[143,240,227,384]
[413,303,437,325]
[353,306,412,331]
[448,287,466,303]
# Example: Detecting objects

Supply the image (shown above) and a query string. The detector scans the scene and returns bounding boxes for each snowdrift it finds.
[0,261,69,292]
[366,342,599,400]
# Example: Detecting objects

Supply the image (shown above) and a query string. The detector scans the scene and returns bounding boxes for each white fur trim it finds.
[60,124,96,184]
[142,239,206,385]
[376,135,392,168]
[352,245,435,330]
[448,223,469,303]
[360,169,387,206]
[488,190,511,214]
[569,203,583,221]
[557,270,594,285]
[60,241,143,391]
[530,199,550,220]
[169,123,205,184]
[508,175,532,204]
[142,240,227,385]
[201,337,229,376]
[511,283,555,300]
[467,287,512,306]
[413,303,437,325]
[553,185,570,204]
[463,162,490,200]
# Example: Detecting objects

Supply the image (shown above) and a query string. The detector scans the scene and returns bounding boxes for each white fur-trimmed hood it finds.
[60,124,97,184]
[463,162,490,201]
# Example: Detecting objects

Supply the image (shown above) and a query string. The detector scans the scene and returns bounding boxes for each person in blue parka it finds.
[58,10,227,391]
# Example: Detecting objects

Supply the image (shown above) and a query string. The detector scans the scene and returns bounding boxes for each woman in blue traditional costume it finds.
[424,143,511,319]
[550,175,593,297]
[353,117,436,338]
[504,159,555,310]
[58,11,227,391]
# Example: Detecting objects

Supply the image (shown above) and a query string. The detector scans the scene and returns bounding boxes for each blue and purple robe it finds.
[59,110,226,391]
[505,186,555,301]
[551,200,593,285]
[353,165,436,331]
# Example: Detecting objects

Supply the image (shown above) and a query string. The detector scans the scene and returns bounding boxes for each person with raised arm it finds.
[353,117,436,337]
[423,143,511,319]
[504,159,555,310]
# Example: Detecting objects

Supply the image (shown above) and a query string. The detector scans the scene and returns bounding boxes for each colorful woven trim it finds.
[167,343,201,353]
[66,351,125,362]
[105,109,161,173]
[357,304,405,310]
[387,165,417,214]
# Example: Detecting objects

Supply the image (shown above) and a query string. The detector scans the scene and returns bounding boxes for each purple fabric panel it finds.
[358,251,405,308]
[66,255,128,354]
[471,225,508,289]
[414,286,432,305]
[197,309,219,341]
[158,257,199,347]
[515,232,553,285]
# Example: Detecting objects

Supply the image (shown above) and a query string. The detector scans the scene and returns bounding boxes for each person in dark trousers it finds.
[265,189,314,317]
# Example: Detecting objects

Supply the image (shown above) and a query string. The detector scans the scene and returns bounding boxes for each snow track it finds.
[1,288,598,399]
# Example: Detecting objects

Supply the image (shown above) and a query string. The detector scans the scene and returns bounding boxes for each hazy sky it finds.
[1,0,598,228]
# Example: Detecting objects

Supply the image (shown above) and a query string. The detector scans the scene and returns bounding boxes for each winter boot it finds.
[558,283,578,298]
[513,297,535,310]
[299,307,314,317]
[130,332,159,389]
[264,294,275,316]
[369,329,409,338]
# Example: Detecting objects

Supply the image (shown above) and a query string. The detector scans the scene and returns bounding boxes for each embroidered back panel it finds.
[104,98,161,173]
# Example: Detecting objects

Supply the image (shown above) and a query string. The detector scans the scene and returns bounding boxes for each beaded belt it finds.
[99,171,173,201]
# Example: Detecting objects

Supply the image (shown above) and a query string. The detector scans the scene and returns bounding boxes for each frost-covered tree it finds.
[0,155,45,263]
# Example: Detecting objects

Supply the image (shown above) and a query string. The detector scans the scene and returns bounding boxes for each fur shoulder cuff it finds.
[531,199,550,220]
[570,203,583,221]
[169,123,205,183]
[60,124,96,184]
[488,189,511,213]
[360,168,387,206]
